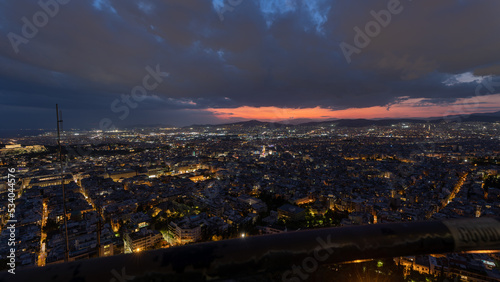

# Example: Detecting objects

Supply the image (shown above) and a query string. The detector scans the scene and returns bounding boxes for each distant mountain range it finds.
[123,123,175,129]
[6,112,498,138]
[185,111,500,129]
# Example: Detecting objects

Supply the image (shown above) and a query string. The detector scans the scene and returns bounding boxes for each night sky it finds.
[1,0,500,130]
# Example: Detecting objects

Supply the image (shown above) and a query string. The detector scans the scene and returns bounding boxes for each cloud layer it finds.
[1,0,500,128]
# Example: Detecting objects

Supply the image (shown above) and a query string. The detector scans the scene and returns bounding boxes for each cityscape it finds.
[1,0,500,281]
[1,117,500,280]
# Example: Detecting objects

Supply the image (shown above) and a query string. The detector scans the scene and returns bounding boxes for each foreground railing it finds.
[2,217,500,281]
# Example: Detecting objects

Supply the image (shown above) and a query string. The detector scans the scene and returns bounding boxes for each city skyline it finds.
[2,1,500,281]
[1,120,499,280]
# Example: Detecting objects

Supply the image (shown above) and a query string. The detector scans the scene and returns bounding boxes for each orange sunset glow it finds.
[207,94,500,121]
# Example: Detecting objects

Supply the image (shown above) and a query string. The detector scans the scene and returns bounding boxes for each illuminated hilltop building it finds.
[260,145,273,158]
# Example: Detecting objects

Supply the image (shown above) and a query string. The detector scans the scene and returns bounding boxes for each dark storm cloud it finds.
[1,0,500,128]
[474,65,500,76]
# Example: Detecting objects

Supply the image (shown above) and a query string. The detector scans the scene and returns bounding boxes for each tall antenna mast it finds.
[56,104,70,262]
[96,205,101,257]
